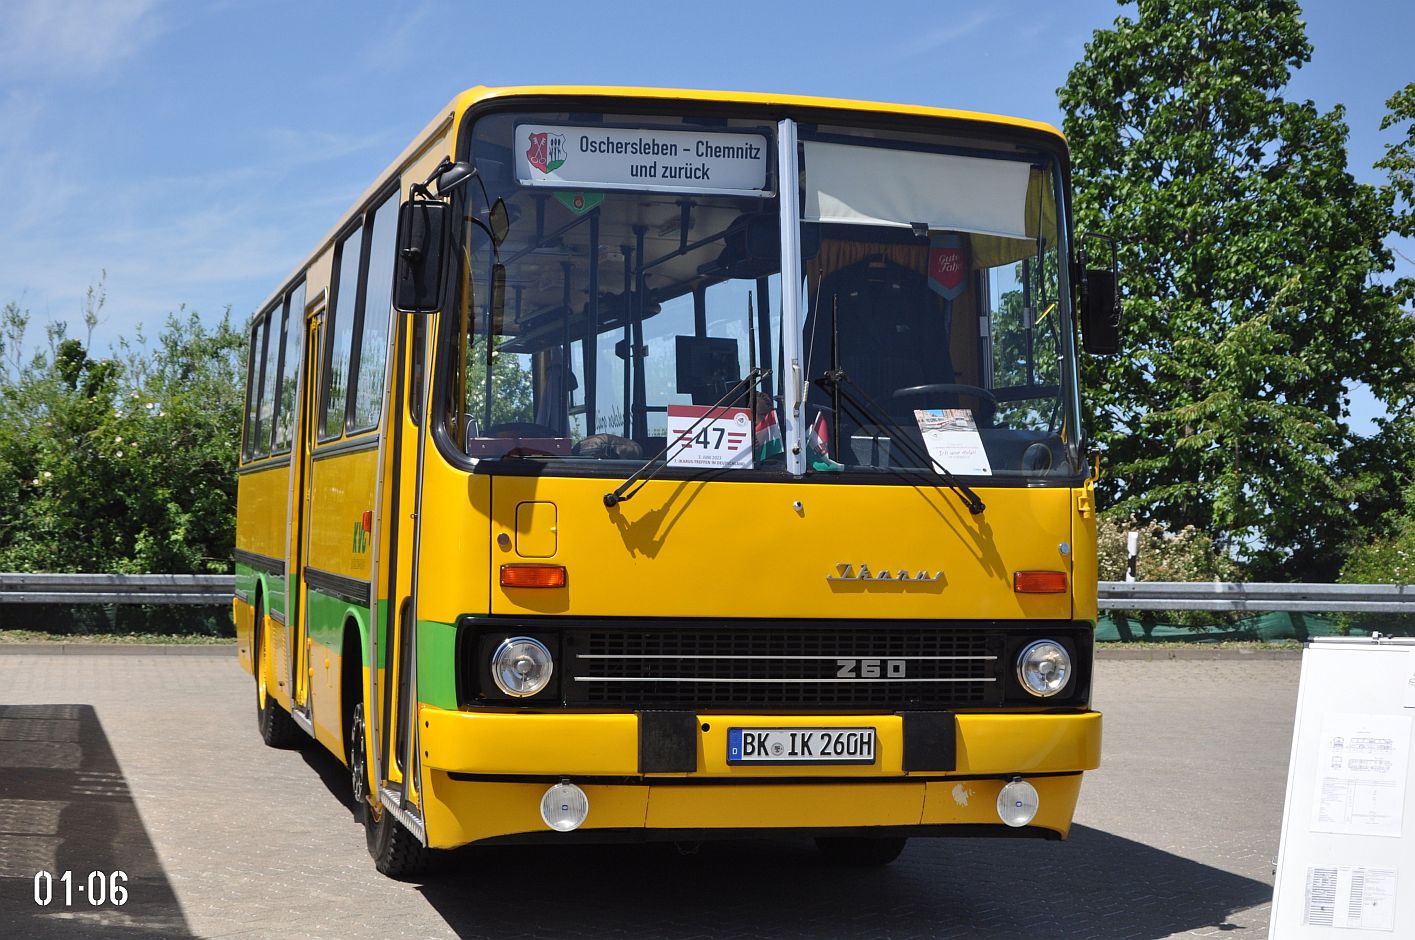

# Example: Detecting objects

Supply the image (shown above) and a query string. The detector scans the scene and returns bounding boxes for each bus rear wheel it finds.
[348,700,431,880]
[253,596,299,749]
[815,835,908,867]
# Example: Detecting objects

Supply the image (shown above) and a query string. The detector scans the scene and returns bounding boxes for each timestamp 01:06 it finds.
[33,871,128,907]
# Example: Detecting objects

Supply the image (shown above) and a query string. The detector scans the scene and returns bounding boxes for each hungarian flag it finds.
[807,413,842,472]
[754,407,783,463]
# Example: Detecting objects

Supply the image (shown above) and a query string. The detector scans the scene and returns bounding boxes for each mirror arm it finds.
[411,157,454,202]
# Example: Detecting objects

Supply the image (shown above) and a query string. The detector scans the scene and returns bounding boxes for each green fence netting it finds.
[1098,611,1415,642]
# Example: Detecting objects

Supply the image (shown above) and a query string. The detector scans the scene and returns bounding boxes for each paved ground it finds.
[0,648,1299,939]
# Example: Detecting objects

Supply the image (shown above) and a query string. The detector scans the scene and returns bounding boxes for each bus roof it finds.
[450,84,1065,139]
[254,85,1065,319]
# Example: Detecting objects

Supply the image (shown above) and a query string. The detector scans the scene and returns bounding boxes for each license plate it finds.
[727,727,876,765]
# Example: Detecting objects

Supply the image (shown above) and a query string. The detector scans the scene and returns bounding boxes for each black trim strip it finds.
[269,609,287,626]
[234,548,284,576]
[311,434,380,461]
[901,711,957,772]
[465,459,1082,488]
[304,566,372,607]
[236,453,293,475]
[472,823,1061,847]
[638,712,699,773]
[445,770,1085,786]
[233,589,250,604]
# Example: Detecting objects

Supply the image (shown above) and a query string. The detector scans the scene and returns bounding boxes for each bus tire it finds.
[814,835,908,867]
[253,594,300,749]
[349,701,432,879]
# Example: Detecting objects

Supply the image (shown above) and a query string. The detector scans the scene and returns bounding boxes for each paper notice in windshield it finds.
[516,124,769,196]
[915,409,992,476]
[1310,713,1410,838]
[1303,866,1399,931]
[666,405,753,469]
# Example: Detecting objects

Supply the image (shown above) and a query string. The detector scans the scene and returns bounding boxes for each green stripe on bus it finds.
[416,620,459,710]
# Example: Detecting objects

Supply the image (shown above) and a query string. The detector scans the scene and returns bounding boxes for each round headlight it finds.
[491,636,554,697]
[541,781,589,831]
[1016,640,1071,697]
[997,778,1040,827]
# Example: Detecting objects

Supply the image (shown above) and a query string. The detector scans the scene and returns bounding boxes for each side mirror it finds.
[393,199,448,313]
[433,161,476,197]
[1078,232,1121,355]
[488,199,511,246]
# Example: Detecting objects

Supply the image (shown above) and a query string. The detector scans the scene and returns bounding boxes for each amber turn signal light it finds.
[1013,570,1068,594]
[500,564,567,589]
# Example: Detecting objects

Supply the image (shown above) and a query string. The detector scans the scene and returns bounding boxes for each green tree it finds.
[1336,84,1415,596]
[1377,82,1415,244]
[1060,0,1415,580]
[0,306,244,577]
[1096,513,1240,583]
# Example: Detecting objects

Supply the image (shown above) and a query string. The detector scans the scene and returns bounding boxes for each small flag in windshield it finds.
[928,233,969,301]
[807,413,843,472]
[754,407,783,463]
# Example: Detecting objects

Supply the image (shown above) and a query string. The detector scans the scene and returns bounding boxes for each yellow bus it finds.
[233,84,1119,877]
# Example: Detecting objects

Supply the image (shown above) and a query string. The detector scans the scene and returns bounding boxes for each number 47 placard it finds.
[666,405,753,469]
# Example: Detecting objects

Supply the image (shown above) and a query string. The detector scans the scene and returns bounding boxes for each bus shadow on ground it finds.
[416,825,1270,939]
[0,704,192,939]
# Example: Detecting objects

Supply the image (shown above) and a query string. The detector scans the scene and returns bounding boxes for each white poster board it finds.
[1270,637,1415,937]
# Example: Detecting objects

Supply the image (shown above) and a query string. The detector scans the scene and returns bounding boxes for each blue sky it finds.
[0,0,1409,427]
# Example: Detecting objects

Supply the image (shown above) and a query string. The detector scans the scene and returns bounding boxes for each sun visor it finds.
[802,141,1034,241]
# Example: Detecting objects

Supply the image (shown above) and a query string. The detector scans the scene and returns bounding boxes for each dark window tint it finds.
[350,192,399,431]
[273,281,306,453]
[243,321,262,460]
[256,306,281,456]
[246,315,274,458]
[322,227,363,439]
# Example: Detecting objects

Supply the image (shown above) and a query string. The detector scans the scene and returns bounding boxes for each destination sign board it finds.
[515,124,770,197]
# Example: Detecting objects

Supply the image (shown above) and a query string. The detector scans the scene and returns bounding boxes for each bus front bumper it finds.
[418,708,1100,849]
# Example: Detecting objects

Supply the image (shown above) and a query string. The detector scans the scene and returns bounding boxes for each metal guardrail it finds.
[0,573,235,606]
[1099,581,1415,614]
[0,574,1412,613]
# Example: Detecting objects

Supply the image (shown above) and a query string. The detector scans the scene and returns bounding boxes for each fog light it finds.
[491,636,553,697]
[541,780,589,831]
[997,778,1039,828]
[1016,639,1071,697]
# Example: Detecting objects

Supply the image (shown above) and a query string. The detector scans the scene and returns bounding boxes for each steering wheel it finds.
[892,383,998,405]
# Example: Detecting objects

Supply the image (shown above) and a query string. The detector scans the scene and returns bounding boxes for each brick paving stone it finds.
[0,651,1298,938]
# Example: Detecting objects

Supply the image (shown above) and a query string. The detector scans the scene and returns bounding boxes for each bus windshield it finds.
[445,107,1080,480]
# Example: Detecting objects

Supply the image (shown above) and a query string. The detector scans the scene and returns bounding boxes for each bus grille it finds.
[561,627,1003,710]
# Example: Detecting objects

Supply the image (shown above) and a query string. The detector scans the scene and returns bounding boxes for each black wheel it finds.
[815,835,908,867]
[349,700,432,879]
[254,595,300,749]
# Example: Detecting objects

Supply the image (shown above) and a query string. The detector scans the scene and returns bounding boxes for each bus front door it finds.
[289,306,322,719]
[371,311,426,831]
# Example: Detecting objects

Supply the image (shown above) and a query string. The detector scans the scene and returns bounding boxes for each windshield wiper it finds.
[603,367,770,508]
[812,368,986,516]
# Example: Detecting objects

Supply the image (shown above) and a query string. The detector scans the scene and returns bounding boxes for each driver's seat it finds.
[806,257,955,423]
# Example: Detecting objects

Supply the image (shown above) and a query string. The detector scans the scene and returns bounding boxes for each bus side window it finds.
[322,226,363,440]
[252,312,275,458]
[350,192,399,432]
[242,319,262,461]
[273,281,305,453]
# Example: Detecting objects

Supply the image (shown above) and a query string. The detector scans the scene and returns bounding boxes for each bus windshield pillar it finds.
[776,118,806,475]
